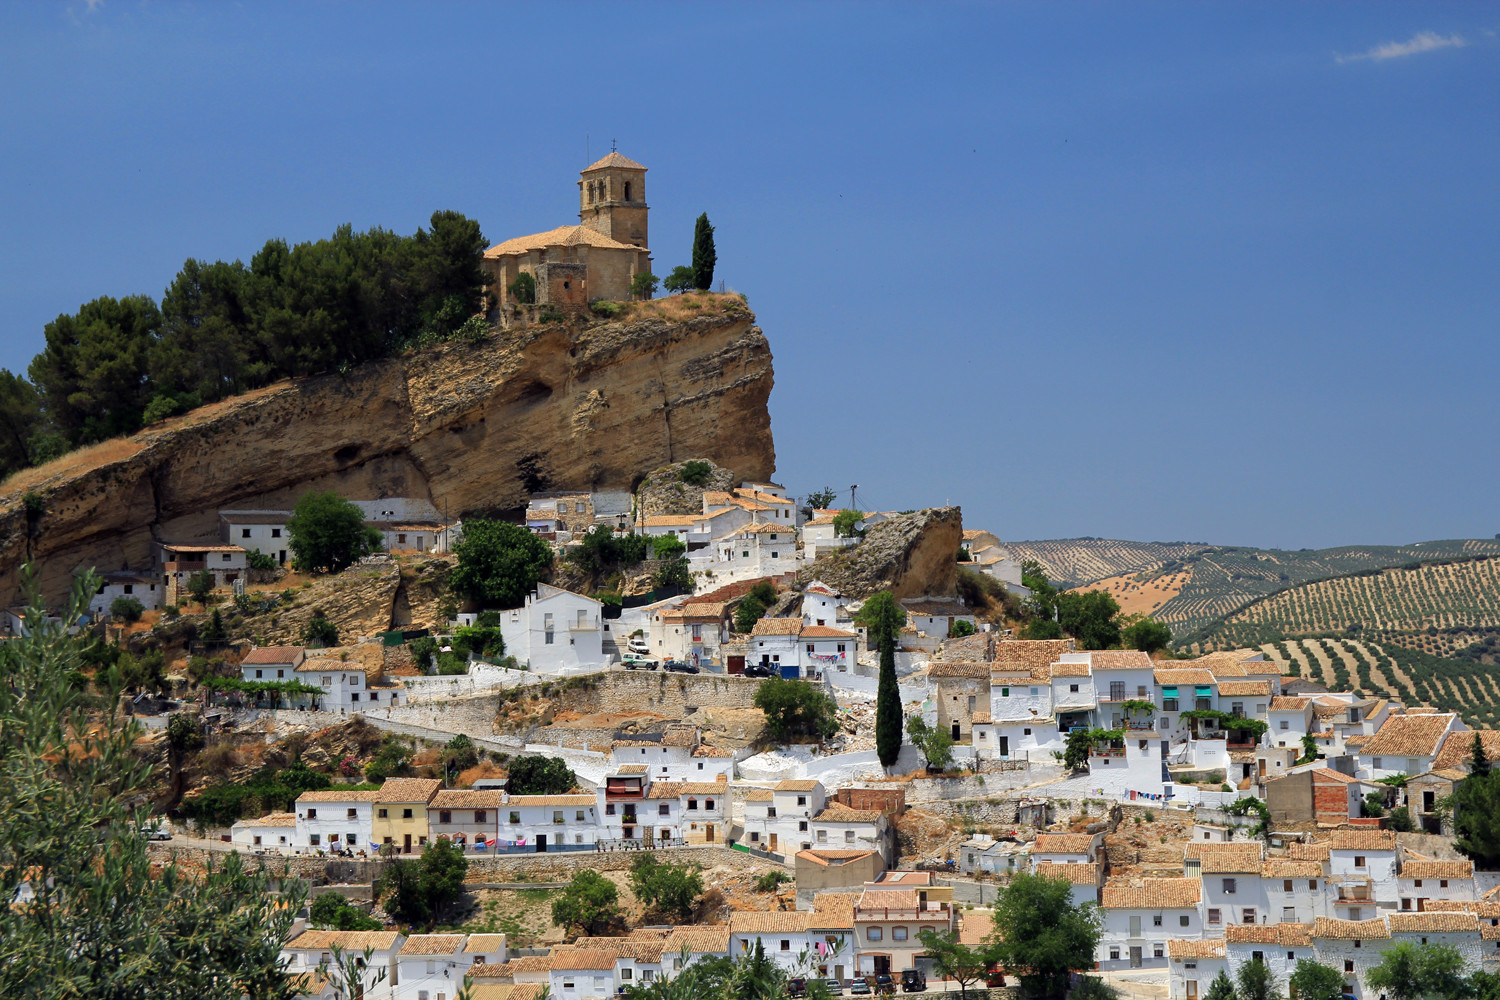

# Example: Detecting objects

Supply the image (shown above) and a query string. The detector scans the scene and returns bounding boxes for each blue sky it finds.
[2,2,1496,549]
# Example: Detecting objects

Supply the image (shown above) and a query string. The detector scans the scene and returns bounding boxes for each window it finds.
[1153,915,1163,927]
[1222,879,1237,894]
[307,808,317,819]
[660,804,670,816]
[428,961,437,974]
[817,830,828,843]
[893,927,908,941]
[1110,948,1120,961]
[798,796,807,806]
[705,798,715,810]
[553,811,564,824]
[1179,915,1190,927]
[1284,907,1296,921]
[1345,961,1354,973]
[1030,687,1039,696]
[1252,951,1264,965]
[439,811,452,824]
[1280,720,1290,730]
[1207,909,1221,925]
[350,692,359,702]
[241,528,251,538]
[606,804,615,816]
[845,830,855,844]
[255,669,263,678]
[1154,944,1164,959]
[575,811,584,821]
[1415,880,1423,887]
[1001,687,1010,698]
[781,939,791,951]
[1348,908,1362,921]
[477,811,488,823]
[509,811,520,823]
[798,820,808,831]
[768,807,777,818]
[1070,684,1079,693]
[688,798,698,811]
[867,927,882,941]
[222,553,232,562]
[1441,880,1450,888]
[1355,856,1366,868]
[750,832,760,842]
[1309,880,1317,890]
[272,528,281,538]
[403,808,413,819]
[1242,909,1256,924]
[1402,899,1412,911]
[310,834,321,846]
[377,808,387,818]
[253,835,262,845]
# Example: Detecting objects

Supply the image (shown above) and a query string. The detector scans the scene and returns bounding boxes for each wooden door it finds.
[770,833,778,852]
[705,824,715,842]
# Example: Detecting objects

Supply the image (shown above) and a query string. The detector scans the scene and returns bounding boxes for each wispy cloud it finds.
[1337,30,1467,64]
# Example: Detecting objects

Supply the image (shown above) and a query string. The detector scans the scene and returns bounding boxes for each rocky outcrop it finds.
[800,507,964,600]
[635,460,736,519]
[0,296,775,605]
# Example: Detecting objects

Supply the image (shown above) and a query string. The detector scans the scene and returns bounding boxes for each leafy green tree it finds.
[287,491,382,574]
[1021,559,1058,616]
[1055,590,1122,650]
[0,369,44,480]
[571,525,649,576]
[654,556,693,593]
[508,271,537,304]
[663,266,696,294]
[1063,728,1120,772]
[1362,790,1387,818]
[805,487,838,512]
[1365,941,1472,1000]
[378,838,469,929]
[950,619,976,638]
[1203,970,1236,1000]
[303,611,339,648]
[310,891,383,931]
[1453,733,1500,869]
[907,715,955,770]
[832,510,864,538]
[859,591,906,769]
[734,593,768,634]
[365,737,413,781]
[508,754,577,795]
[1287,959,1345,1000]
[679,460,713,485]
[552,870,622,935]
[1471,970,1500,1000]
[1235,956,1279,1000]
[1022,618,1065,640]
[29,294,161,447]
[200,607,227,641]
[187,569,216,607]
[917,928,995,1000]
[441,734,480,780]
[1388,805,1415,832]
[652,534,686,560]
[721,939,785,1000]
[1121,615,1172,653]
[691,214,717,290]
[630,272,659,299]
[109,595,145,623]
[753,677,839,742]
[987,870,1102,999]
[629,855,704,922]
[450,519,554,607]
[0,570,304,997]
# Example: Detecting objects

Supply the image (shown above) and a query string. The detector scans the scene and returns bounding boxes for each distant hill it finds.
[1007,537,1500,645]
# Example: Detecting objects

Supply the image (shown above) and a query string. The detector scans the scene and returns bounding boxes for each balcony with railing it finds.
[854,901,952,922]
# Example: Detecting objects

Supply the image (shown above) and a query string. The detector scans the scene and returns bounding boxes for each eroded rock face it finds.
[800,507,964,600]
[0,300,775,605]
[635,459,736,519]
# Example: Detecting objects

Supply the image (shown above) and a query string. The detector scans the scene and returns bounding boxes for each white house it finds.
[1357,713,1463,780]
[648,602,729,667]
[160,542,247,589]
[901,597,975,643]
[294,789,380,853]
[960,529,1025,592]
[90,570,164,617]
[1267,696,1316,750]
[1166,938,1227,1000]
[499,584,605,673]
[728,912,816,975]
[801,513,861,561]
[219,510,292,566]
[748,618,806,678]
[395,934,470,1000]
[609,726,734,781]
[294,653,380,712]
[240,646,306,684]
[281,930,403,997]
[230,812,296,851]
[1327,829,1400,913]
[741,780,827,858]
[1397,859,1477,912]
[1223,924,1316,995]
[1030,832,1101,866]
[1098,878,1203,971]
[549,948,620,1000]
[693,523,797,585]
[500,793,599,852]
[801,580,851,628]
[809,802,891,864]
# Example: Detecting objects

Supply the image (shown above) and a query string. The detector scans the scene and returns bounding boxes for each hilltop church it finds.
[482,151,654,310]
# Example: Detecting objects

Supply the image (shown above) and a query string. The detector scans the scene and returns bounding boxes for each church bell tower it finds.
[579,149,648,249]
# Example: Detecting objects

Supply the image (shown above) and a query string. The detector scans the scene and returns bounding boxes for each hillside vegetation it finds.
[1010,537,1500,643]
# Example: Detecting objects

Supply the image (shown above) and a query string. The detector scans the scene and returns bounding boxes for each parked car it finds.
[874,974,895,995]
[787,978,807,998]
[900,970,926,993]
[627,637,651,656]
[848,979,872,996]
[824,979,845,996]
[742,663,775,678]
[984,969,1007,988]
[663,660,699,674]
[140,824,172,841]
[623,656,658,670]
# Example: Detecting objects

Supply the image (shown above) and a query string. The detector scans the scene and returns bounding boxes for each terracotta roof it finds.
[502,955,553,973]
[287,930,401,951]
[486,225,643,257]
[1311,768,1358,784]
[1433,731,1500,771]
[647,782,685,800]
[613,763,649,773]
[814,803,883,824]
[242,645,304,664]
[1033,833,1097,854]
[1427,900,1500,917]
[297,789,382,802]
[735,522,788,534]
[1389,912,1480,934]
[692,745,732,757]
[958,909,994,946]
[399,934,468,955]
[751,618,803,637]
[800,625,857,638]
[972,709,993,724]
[1262,860,1324,878]
[465,934,509,954]
[1032,861,1103,885]
[1154,669,1215,685]
[472,987,546,1000]
[745,789,774,802]
[549,948,618,971]
[1361,713,1456,758]
[1289,842,1331,861]
[1186,842,1262,864]
[734,488,792,505]
[1401,860,1474,880]
[929,661,992,679]
[1050,662,1093,678]
[1216,680,1272,697]
[1199,848,1265,874]
[1269,696,1312,711]
[662,925,731,954]
[432,790,504,809]
[376,778,442,803]
[1313,917,1391,940]
[235,812,296,828]
[1089,651,1154,671]
[1328,829,1397,852]
[508,794,594,807]
[856,888,920,911]
[729,911,811,933]
[643,515,698,528]
[1168,939,1225,958]
[798,849,878,867]
[1101,877,1201,908]
[661,727,699,748]
[582,151,647,172]
[678,780,729,794]
[1225,923,1312,945]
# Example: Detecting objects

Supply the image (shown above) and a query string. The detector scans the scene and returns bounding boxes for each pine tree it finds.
[1472,732,1490,775]
[691,213,716,291]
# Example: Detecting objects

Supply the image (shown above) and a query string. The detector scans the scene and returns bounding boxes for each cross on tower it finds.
[611,138,617,152]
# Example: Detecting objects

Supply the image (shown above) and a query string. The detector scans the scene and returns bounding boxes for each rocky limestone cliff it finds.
[635,459,736,519]
[799,507,964,599]
[0,297,774,605]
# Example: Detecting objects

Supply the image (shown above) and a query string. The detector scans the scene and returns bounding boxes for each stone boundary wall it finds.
[146,843,783,884]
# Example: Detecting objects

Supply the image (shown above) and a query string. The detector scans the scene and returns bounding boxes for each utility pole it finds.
[850,484,860,512]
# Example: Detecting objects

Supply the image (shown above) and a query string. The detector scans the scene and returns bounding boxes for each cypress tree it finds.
[876,634,901,768]
[691,213,716,290]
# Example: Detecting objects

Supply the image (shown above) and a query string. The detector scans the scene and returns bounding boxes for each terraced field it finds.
[1004,539,1210,590]
[1252,637,1500,728]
